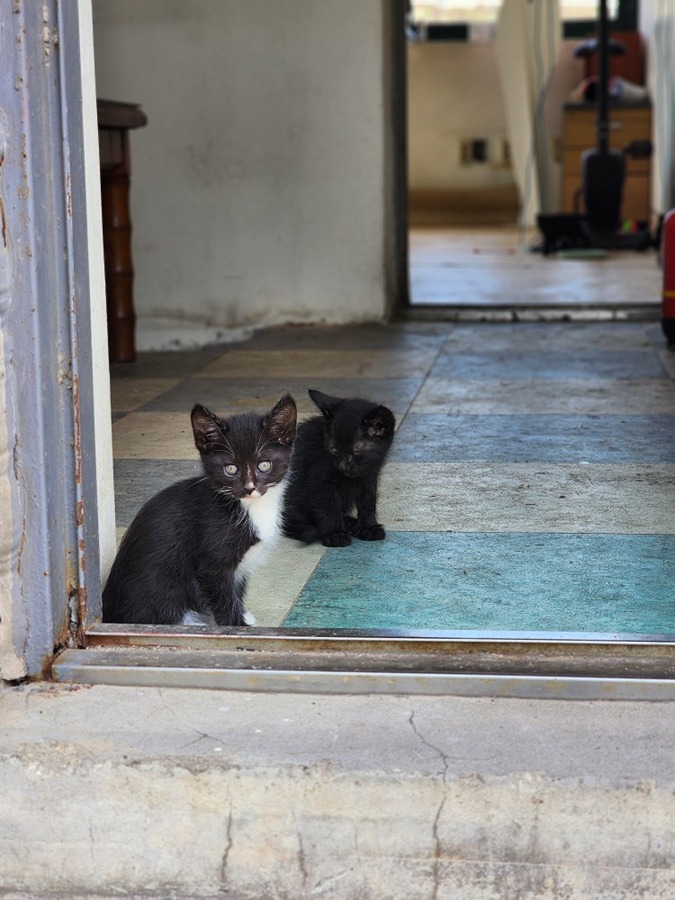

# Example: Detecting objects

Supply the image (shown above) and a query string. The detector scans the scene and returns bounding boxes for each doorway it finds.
[98,1,673,640]
[404,0,660,318]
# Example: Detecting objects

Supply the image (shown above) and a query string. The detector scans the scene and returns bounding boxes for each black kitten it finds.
[283,389,395,547]
[102,395,297,626]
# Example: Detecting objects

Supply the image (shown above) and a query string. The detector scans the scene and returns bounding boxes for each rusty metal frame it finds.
[0,0,107,677]
[49,625,675,699]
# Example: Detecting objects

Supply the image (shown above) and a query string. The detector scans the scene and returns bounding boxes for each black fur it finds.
[283,389,395,547]
[102,395,297,626]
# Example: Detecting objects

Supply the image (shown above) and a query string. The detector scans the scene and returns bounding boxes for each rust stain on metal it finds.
[74,586,87,645]
[47,580,88,668]
[0,141,6,247]
[72,372,82,484]
[65,171,71,218]
[16,517,26,578]
[0,197,6,248]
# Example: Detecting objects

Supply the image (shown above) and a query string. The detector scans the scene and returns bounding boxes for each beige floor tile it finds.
[111,409,376,460]
[113,413,196,460]
[379,463,675,534]
[245,539,325,626]
[412,378,675,416]
[110,378,181,414]
[200,349,436,379]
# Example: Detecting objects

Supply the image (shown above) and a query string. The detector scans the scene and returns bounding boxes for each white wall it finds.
[407,36,585,216]
[407,41,514,193]
[92,0,390,348]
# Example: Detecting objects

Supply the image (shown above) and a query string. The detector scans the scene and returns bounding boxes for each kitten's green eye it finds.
[328,447,337,455]
[257,460,272,473]
[224,464,238,476]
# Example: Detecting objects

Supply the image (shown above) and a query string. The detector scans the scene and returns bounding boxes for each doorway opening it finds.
[45,0,675,692]
[98,0,672,640]
[404,0,659,319]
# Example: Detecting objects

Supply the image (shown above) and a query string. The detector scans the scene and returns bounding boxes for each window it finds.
[408,0,633,40]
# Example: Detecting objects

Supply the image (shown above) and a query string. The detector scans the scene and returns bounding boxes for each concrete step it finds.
[2,682,675,899]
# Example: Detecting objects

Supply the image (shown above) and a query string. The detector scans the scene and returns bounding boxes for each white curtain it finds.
[495,0,561,226]
[652,5,675,211]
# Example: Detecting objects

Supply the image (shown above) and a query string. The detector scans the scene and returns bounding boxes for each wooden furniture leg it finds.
[101,133,136,363]
[97,100,147,364]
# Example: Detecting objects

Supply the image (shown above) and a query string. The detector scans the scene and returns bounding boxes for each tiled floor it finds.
[111,314,675,636]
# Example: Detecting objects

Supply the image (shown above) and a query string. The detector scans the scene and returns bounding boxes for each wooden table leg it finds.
[101,133,136,363]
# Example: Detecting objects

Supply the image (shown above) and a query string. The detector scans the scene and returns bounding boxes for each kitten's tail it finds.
[283,521,319,544]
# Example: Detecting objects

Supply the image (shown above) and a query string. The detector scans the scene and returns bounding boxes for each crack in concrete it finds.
[155,689,223,750]
[293,810,308,886]
[431,795,447,900]
[219,807,233,888]
[409,711,449,900]
[181,727,221,750]
[310,869,350,895]
[408,710,450,781]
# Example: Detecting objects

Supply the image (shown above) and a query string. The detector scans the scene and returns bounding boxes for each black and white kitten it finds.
[102,394,297,626]
[283,389,395,547]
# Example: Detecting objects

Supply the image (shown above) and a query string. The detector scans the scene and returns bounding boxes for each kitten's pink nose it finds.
[243,483,255,495]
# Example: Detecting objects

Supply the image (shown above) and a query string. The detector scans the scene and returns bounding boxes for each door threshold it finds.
[49,625,675,700]
[403,304,660,323]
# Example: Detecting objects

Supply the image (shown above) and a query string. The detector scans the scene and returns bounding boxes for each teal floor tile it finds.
[283,532,675,634]
[390,414,675,463]
[430,350,667,380]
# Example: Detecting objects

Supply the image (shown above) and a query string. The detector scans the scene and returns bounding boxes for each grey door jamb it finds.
[0,0,114,678]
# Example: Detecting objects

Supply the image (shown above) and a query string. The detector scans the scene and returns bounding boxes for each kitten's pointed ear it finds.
[308,389,342,418]
[191,404,228,454]
[363,405,395,439]
[264,394,297,446]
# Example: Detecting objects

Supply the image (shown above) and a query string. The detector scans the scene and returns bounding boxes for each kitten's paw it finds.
[243,610,257,626]
[321,530,352,547]
[352,523,386,541]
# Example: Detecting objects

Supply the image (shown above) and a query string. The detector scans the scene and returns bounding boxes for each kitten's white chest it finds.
[236,481,286,579]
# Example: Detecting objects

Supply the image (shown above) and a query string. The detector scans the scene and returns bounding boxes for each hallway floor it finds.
[409,225,662,314]
[110,315,675,637]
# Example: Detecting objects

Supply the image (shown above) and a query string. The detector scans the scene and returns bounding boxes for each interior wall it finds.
[92,0,390,348]
[407,36,585,219]
[407,41,514,194]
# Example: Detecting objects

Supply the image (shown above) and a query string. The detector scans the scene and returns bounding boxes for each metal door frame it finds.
[0,0,114,677]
